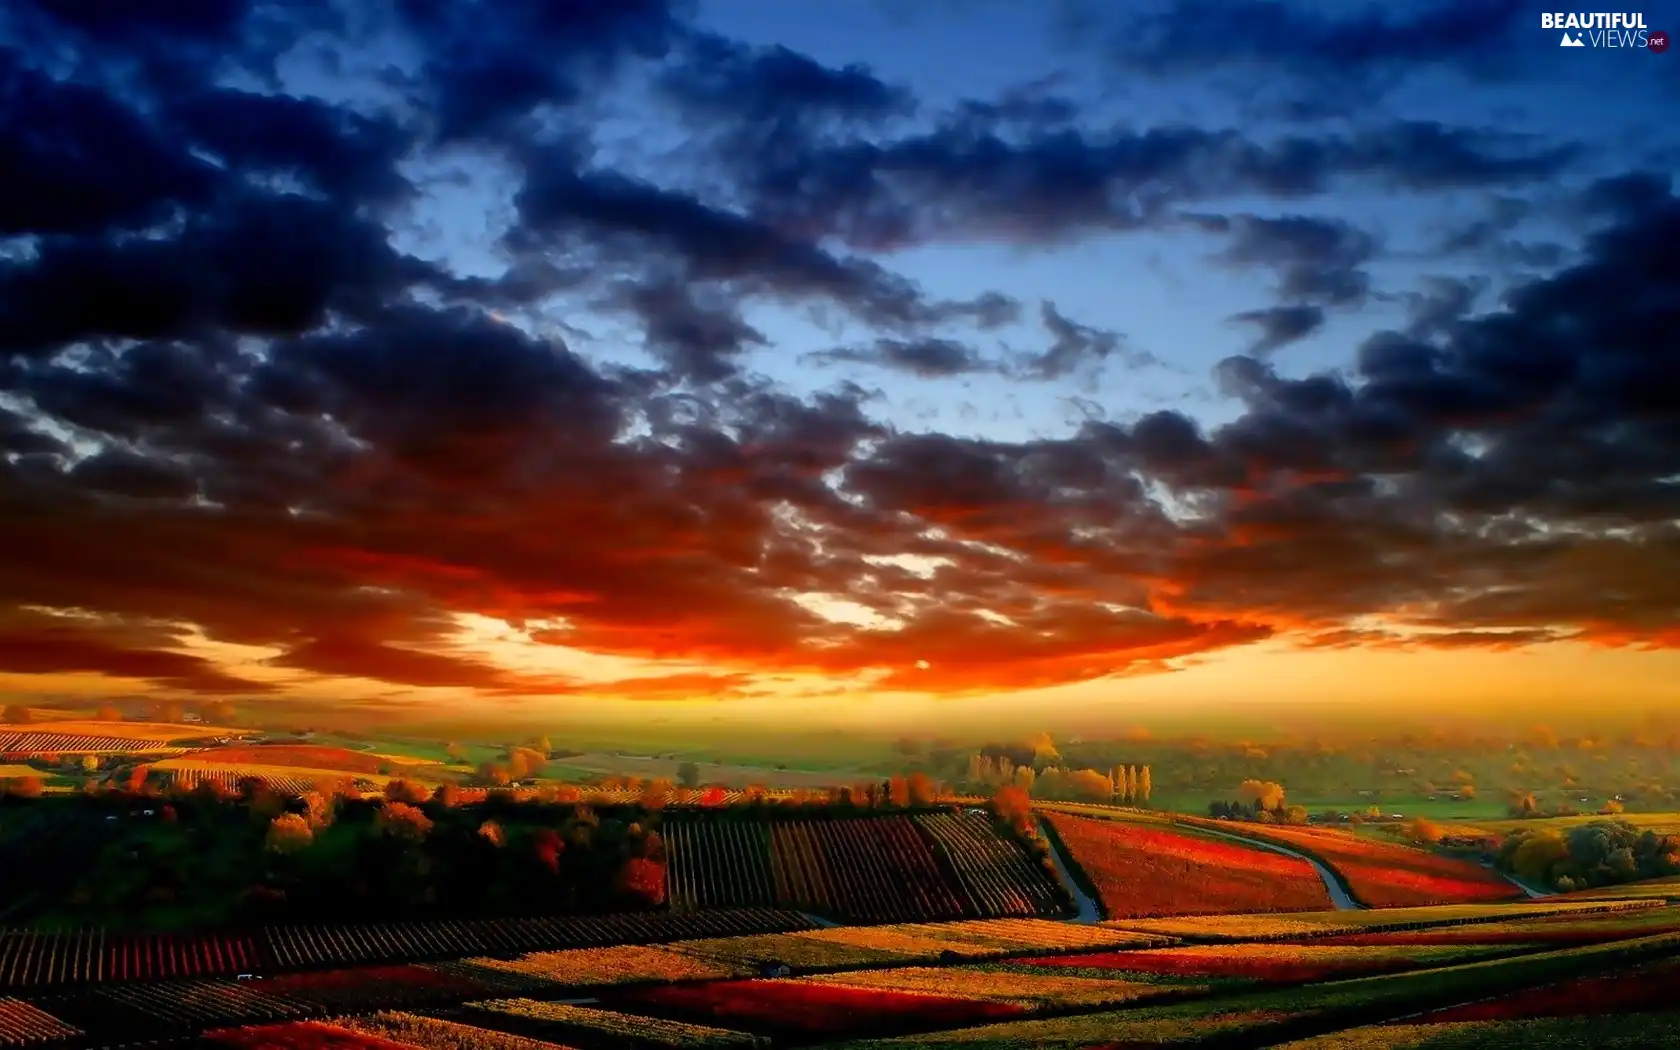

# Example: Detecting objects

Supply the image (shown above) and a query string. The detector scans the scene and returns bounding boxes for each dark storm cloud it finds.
[390,0,681,143]
[725,119,1572,255]
[663,33,914,126]
[0,0,1672,700]
[1192,213,1378,307]
[805,338,993,379]
[1230,305,1325,356]
[1080,0,1530,100]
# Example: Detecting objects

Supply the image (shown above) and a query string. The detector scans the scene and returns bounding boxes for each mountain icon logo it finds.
[1560,31,1586,46]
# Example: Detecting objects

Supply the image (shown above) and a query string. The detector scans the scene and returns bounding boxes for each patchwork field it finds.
[0,901,1675,1047]
[665,812,1068,923]
[1187,821,1525,907]
[1100,898,1663,942]
[167,745,393,774]
[1043,811,1334,918]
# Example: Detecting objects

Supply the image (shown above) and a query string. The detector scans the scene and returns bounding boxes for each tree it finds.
[1112,766,1130,803]
[1138,766,1152,804]
[1028,732,1060,768]
[535,735,552,755]
[1125,766,1140,804]
[1067,769,1114,802]
[299,791,335,830]
[1601,799,1625,815]
[444,742,468,762]
[619,856,666,905]
[1407,817,1445,844]
[81,754,100,773]
[477,820,506,847]
[676,761,701,789]
[384,778,429,804]
[377,802,434,842]
[1,704,31,725]
[991,785,1033,832]
[1283,805,1310,826]
[265,813,314,853]
[907,771,937,806]
[1459,783,1477,800]
[888,775,910,807]
[1237,779,1286,813]
[0,775,44,799]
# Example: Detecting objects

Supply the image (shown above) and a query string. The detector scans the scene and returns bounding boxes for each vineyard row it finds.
[0,733,188,756]
[0,909,817,991]
[665,812,1069,923]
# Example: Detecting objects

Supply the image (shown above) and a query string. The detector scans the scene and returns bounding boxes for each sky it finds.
[0,0,1676,732]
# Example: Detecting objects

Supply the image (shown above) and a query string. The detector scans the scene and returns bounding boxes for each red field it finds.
[205,1021,415,1049]
[1214,823,1523,908]
[1044,814,1332,918]
[259,964,491,1009]
[610,977,1029,1035]
[1012,943,1496,984]
[1410,957,1680,1023]
[181,745,389,774]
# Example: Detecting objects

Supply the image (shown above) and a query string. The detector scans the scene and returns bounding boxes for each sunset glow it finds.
[1,0,1675,732]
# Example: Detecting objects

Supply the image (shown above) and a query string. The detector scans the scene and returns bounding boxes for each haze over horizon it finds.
[1,0,1676,730]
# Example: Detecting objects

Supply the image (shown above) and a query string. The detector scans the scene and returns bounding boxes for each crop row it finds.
[666,813,1064,923]
[1102,898,1663,943]
[915,812,1065,917]
[0,909,818,990]
[465,997,769,1048]
[0,998,78,1048]
[0,733,180,755]
[336,1011,574,1050]
[160,768,371,797]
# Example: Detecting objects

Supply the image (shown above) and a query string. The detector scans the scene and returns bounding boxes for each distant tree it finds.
[1125,766,1141,804]
[1407,817,1445,844]
[991,785,1033,833]
[1283,805,1310,826]
[477,820,506,848]
[640,779,672,810]
[676,761,701,789]
[1011,765,1036,794]
[1601,799,1625,815]
[377,802,433,842]
[907,771,937,806]
[0,775,44,799]
[1,704,31,725]
[619,856,666,905]
[478,761,511,787]
[265,813,314,853]
[531,827,564,874]
[1459,783,1477,800]
[95,704,123,722]
[1138,766,1153,804]
[1028,732,1061,769]
[81,754,100,773]
[300,791,335,829]
[888,775,911,807]
[384,778,430,804]
[444,742,468,762]
[1067,769,1113,802]
[1237,779,1287,813]
[699,785,728,806]
[535,735,552,755]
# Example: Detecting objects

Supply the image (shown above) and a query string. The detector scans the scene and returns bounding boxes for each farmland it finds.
[1043,812,1333,918]
[171,746,393,775]
[664,812,1066,923]
[0,901,1671,1045]
[1190,821,1525,907]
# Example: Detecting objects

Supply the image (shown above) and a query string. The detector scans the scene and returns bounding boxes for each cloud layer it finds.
[0,0,1674,703]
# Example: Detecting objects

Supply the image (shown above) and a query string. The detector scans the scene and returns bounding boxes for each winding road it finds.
[1033,810,1364,918]
[1188,824,1363,910]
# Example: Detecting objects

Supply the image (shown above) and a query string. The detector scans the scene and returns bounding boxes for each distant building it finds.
[181,713,203,723]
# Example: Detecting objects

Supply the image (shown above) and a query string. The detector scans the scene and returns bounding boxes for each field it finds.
[0,903,1676,1046]
[165,745,393,775]
[0,909,817,990]
[1044,812,1333,918]
[1100,899,1662,942]
[555,751,872,789]
[155,765,374,797]
[1192,821,1524,907]
[664,812,1066,923]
